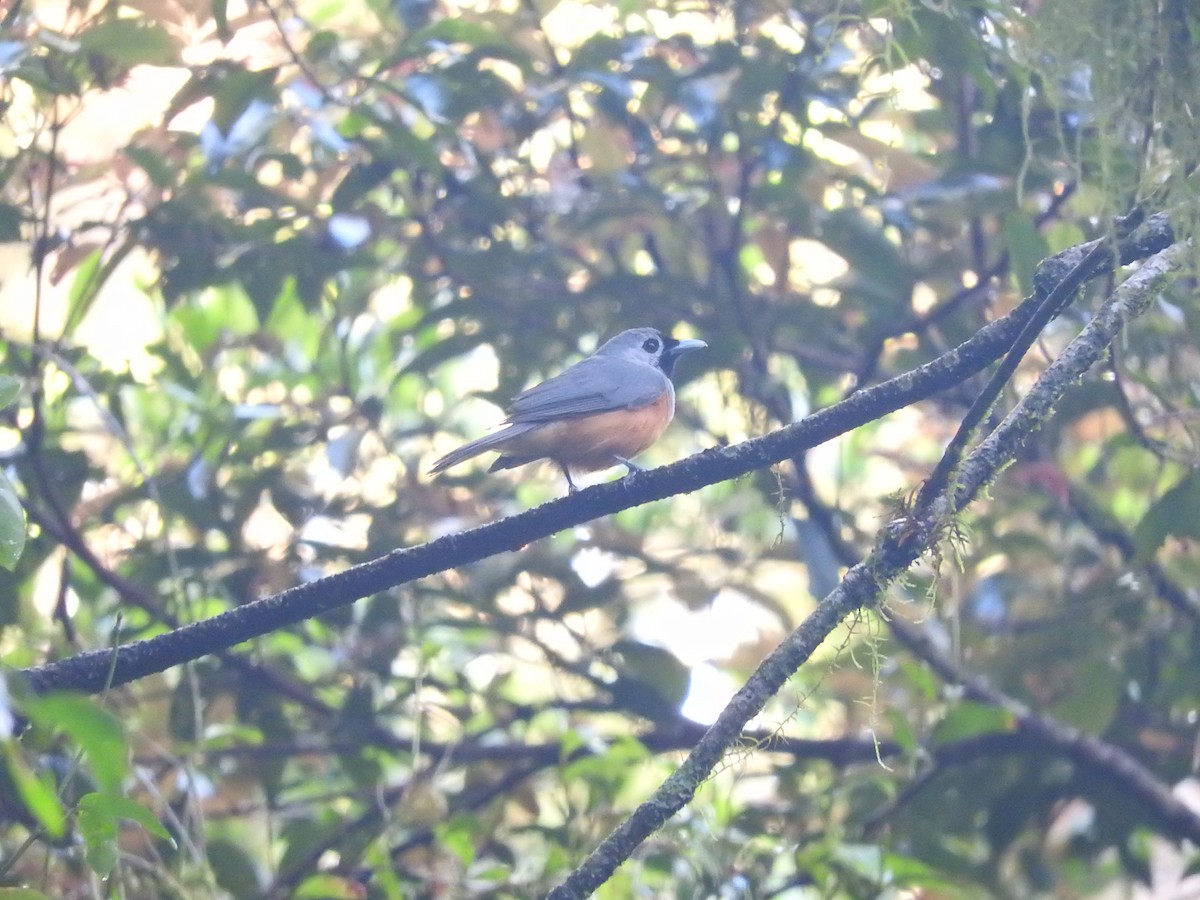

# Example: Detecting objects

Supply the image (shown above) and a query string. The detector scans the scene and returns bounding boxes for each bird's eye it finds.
[642,337,661,353]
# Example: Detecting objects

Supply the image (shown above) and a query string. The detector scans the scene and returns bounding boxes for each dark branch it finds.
[544,238,1185,897]
[20,214,1177,701]
[887,616,1200,844]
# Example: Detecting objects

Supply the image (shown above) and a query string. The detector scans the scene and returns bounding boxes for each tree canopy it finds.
[1,0,1198,896]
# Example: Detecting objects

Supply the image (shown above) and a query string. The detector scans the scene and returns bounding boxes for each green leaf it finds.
[884,707,919,752]
[208,66,279,135]
[435,816,479,867]
[1047,655,1122,732]
[64,246,105,333]
[1004,210,1049,296]
[23,694,128,793]
[213,0,230,41]
[77,793,119,874]
[898,658,939,702]
[833,843,885,881]
[123,145,177,189]
[885,851,969,893]
[293,875,362,899]
[819,207,915,310]
[79,792,176,876]
[0,888,56,899]
[0,468,26,571]
[3,745,67,838]
[563,734,651,784]
[208,838,263,898]
[78,19,178,68]
[932,702,1014,744]
[0,204,22,242]
[0,375,19,409]
[1183,847,1200,878]
[1133,471,1200,562]
[11,56,82,96]
[331,161,396,210]
[79,791,173,843]
[609,640,691,718]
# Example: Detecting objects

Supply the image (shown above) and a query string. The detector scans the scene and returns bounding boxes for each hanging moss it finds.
[1015,0,1199,251]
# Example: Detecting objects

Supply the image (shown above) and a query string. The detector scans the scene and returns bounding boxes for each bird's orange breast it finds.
[501,390,675,472]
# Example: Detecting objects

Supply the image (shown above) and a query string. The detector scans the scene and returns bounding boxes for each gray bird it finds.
[429,328,707,491]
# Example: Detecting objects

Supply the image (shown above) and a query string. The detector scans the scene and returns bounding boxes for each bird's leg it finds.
[558,462,580,493]
[612,455,644,474]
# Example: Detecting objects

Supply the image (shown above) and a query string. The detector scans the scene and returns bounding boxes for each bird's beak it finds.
[660,337,707,377]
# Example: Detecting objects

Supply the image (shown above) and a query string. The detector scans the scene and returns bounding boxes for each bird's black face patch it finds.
[657,332,707,377]
[657,334,683,375]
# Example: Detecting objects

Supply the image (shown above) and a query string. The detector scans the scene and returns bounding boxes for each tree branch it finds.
[887,616,1200,844]
[544,240,1186,897]
[19,215,1177,701]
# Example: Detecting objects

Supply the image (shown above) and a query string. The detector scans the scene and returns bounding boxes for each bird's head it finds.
[596,328,707,377]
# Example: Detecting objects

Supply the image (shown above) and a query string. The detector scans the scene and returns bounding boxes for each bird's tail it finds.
[427,423,535,475]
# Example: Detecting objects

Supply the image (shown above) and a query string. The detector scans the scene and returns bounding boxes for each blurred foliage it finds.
[0,0,1198,896]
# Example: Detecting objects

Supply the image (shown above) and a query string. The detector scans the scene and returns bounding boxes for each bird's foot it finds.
[559,463,580,494]
[613,455,644,474]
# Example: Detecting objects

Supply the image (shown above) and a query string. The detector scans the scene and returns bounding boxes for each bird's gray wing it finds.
[506,357,668,423]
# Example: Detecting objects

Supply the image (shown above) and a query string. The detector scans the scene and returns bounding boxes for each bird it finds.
[428,327,707,492]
